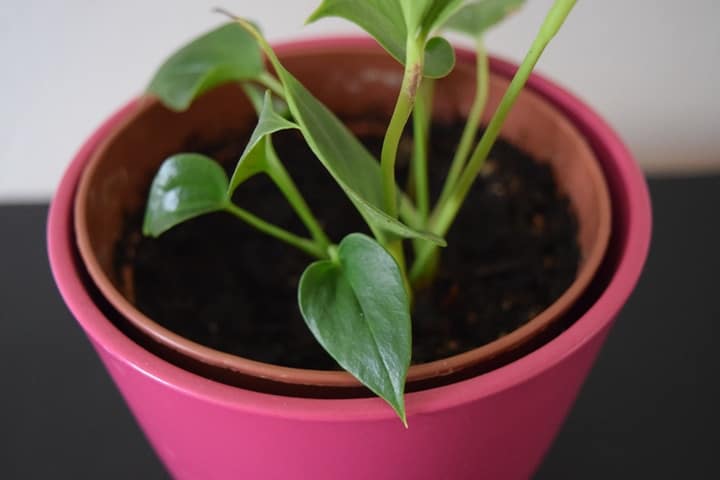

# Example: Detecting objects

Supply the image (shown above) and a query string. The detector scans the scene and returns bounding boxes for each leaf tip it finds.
[305,5,322,25]
[211,6,237,20]
[391,397,408,427]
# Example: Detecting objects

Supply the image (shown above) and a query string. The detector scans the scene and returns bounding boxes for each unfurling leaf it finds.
[147,23,264,111]
[298,233,411,423]
[444,0,526,38]
[143,154,229,237]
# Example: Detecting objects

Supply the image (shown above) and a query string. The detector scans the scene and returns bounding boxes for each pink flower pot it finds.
[48,38,651,480]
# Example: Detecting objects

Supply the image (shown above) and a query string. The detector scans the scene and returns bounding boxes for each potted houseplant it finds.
[48,1,651,478]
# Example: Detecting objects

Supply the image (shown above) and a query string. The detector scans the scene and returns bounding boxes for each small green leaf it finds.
[307,0,458,78]
[298,233,411,423]
[143,154,229,237]
[443,0,526,38]
[228,91,299,192]
[147,23,264,111]
[424,36,455,78]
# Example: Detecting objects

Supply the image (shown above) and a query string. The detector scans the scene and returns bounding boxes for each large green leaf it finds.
[444,0,526,37]
[269,58,445,245]
[307,0,456,78]
[143,154,229,237]
[147,22,264,111]
[298,233,411,423]
[228,91,299,192]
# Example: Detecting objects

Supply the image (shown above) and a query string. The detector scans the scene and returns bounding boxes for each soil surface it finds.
[117,122,579,370]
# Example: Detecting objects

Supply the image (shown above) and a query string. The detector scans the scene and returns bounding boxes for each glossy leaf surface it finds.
[298,233,411,423]
[143,154,229,237]
[147,23,264,111]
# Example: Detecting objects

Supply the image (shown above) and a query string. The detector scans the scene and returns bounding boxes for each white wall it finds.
[1,0,718,201]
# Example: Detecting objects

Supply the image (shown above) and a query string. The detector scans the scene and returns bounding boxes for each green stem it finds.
[411,78,434,224]
[435,37,488,210]
[240,84,332,250]
[266,142,332,250]
[257,71,285,97]
[224,203,327,259]
[379,36,425,279]
[399,194,422,230]
[381,37,424,218]
[411,0,577,281]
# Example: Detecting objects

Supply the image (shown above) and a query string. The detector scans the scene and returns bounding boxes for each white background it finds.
[1,0,718,201]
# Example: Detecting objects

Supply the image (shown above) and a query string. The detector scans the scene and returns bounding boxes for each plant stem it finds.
[224,203,327,259]
[399,194,422,230]
[411,77,434,224]
[435,37,488,210]
[265,142,332,250]
[381,38,424,218]
[257,72,285,97]
[240,84,332,251]
[411,0,577,281]
[379,36,425,278]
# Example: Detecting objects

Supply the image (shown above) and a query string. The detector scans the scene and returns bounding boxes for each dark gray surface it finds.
[1,175,718,479]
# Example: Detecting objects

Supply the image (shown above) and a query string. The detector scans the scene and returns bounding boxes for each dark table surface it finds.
[2,175,719,479]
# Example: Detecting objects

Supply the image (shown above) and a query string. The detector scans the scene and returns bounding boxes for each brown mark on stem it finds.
[406,63,422,98]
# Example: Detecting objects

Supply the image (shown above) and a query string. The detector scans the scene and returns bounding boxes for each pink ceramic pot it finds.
[48,38,651,480]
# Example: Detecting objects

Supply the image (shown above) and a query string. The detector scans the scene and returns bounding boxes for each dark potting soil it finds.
[117,122,579,370]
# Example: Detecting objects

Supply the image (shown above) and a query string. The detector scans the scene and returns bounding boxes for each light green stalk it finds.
[224,203,327,259]
[380,35,426,275]
[265,147,332,250]
[411,77,435,224]
[411,0,578,281]
[435,37,489,209]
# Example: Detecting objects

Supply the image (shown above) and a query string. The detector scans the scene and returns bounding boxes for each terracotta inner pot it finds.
[74,42,611,396]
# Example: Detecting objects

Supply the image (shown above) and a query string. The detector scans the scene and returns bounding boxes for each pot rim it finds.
[48,36,651,421]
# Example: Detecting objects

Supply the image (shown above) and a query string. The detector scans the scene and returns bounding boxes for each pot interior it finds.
[74,43,610,395]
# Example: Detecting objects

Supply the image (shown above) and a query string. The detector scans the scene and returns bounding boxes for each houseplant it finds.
[48,0,651,478]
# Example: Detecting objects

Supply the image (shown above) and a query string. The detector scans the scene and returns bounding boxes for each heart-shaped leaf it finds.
[298,233,411,423]
[229,90,299,192]
[307,0,457,78]
[143,153,229,237]
[443,0,526,38]
[147,22,264,111]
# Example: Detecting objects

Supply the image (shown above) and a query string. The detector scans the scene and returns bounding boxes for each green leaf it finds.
[269,59,446,246]
[307,0,458,78]
[420,0,465,33]
[298,233,411,423]
[444,0,526,38]
[147,22,264,111]
[228,91,299,192]
[143,154,229,237]
[399,0,434,32]
[424,36,455,78]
